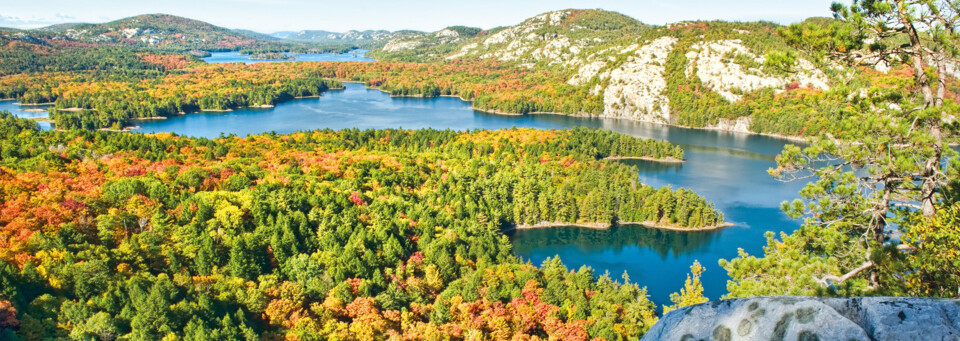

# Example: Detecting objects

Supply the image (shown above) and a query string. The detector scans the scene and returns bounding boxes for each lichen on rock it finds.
[641,296,960,341]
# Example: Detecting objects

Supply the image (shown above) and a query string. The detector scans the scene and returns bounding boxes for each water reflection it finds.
[507,225,720,259]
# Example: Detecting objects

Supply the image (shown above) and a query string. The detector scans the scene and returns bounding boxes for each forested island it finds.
[248,52,296,60]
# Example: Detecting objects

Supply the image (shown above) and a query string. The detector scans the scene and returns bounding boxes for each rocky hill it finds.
[371,10,849,135]
[16,14,291,51]
[641,296,960,341]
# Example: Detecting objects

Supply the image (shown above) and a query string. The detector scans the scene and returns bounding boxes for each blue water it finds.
[133,82,805,305]
[0,100,53,130]
[202,50,375,64]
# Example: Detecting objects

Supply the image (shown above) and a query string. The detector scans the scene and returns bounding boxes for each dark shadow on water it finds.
[507,225,720,259]
[615,158,683,176]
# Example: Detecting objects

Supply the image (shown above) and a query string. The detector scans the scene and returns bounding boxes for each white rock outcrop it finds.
[382,40,421,52]
[122,28,139,39]
[641,296,960,341]
[686,40,829,102]
[706,116,752,133]
[597,37,677,123]
[435,29,459,38]
[476,10,572,62]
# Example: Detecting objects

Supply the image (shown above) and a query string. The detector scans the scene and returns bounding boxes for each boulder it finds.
[641,296,960,341]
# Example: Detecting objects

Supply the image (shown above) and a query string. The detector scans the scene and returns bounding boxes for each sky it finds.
[1,0,838,33]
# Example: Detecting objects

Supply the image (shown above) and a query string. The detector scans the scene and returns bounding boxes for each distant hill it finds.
[231,29,283,41]
[370,9,650,62]
[271,29,422,48]
[18,14,293,51]
[369,9,837,130]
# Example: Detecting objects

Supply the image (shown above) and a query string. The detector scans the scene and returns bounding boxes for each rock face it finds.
[598,37,676,123]
[685,40,829,102]
[641,296,960,341]
[705,117,752,133]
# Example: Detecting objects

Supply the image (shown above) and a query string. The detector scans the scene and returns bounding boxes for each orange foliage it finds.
[139,53,193,70]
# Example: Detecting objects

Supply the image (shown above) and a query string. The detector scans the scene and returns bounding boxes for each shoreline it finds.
[471,107,524,116]
[507,221,612,231]
[619,221,735,232]
[503,220,733,233]
[53,80,812,144]
[319,80,813,144]
[700,124,810,144]
[98,125,141,132]
[605,155,685,163]
[57,107,91,112]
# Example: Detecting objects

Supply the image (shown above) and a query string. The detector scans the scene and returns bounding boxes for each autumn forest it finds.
[1,1,960,340]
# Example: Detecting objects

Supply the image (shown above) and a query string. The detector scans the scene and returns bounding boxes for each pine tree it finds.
[662,260,708,314]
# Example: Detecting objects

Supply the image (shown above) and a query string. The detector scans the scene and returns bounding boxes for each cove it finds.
[3,83,807,305]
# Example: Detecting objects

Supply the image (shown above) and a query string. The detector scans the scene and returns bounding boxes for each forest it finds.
[0,113,719,340]
[0,58,603,130]
[1,1,959,339]
[0,59,342,130]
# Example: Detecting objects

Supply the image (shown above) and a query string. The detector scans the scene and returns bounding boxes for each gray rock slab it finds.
[641,296,960,341]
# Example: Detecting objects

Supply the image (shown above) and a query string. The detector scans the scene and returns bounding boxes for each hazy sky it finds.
[1,0,837,32]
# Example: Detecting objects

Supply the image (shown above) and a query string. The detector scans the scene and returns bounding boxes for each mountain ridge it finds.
[5,13,292,51]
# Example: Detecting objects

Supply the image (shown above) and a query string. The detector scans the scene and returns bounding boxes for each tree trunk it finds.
[899,2,942,217]
[873,179,894,244]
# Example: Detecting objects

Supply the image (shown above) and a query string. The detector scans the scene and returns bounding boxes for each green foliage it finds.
[777,17,863,61]
[902,203,960,297]
[0,46,174,77]
[662,260,708,314]
[724,0,960,301]
[0,112,721,339]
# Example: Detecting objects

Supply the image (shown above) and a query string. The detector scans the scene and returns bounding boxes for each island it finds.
[248,52,296,60]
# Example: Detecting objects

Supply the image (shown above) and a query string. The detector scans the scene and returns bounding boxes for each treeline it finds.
[304,61,606,116]
[0,63,342,129]
[0,113,718,339]
[0,44,195,77]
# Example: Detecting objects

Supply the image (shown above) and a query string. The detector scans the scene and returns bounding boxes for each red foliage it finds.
[349,191,367,206]
[0,300,18,332]
[408,251,425,265]
[61,197,87,211]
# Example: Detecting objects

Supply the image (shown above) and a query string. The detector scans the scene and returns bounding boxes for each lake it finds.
[2,83,807,306]
[132,82,806,304]
[0,100,53,130]
[202,50,375,64]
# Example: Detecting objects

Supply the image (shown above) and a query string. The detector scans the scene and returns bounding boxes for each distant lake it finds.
[132,82,806,304]
[0,100,53,130]
[202,49,375,64]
